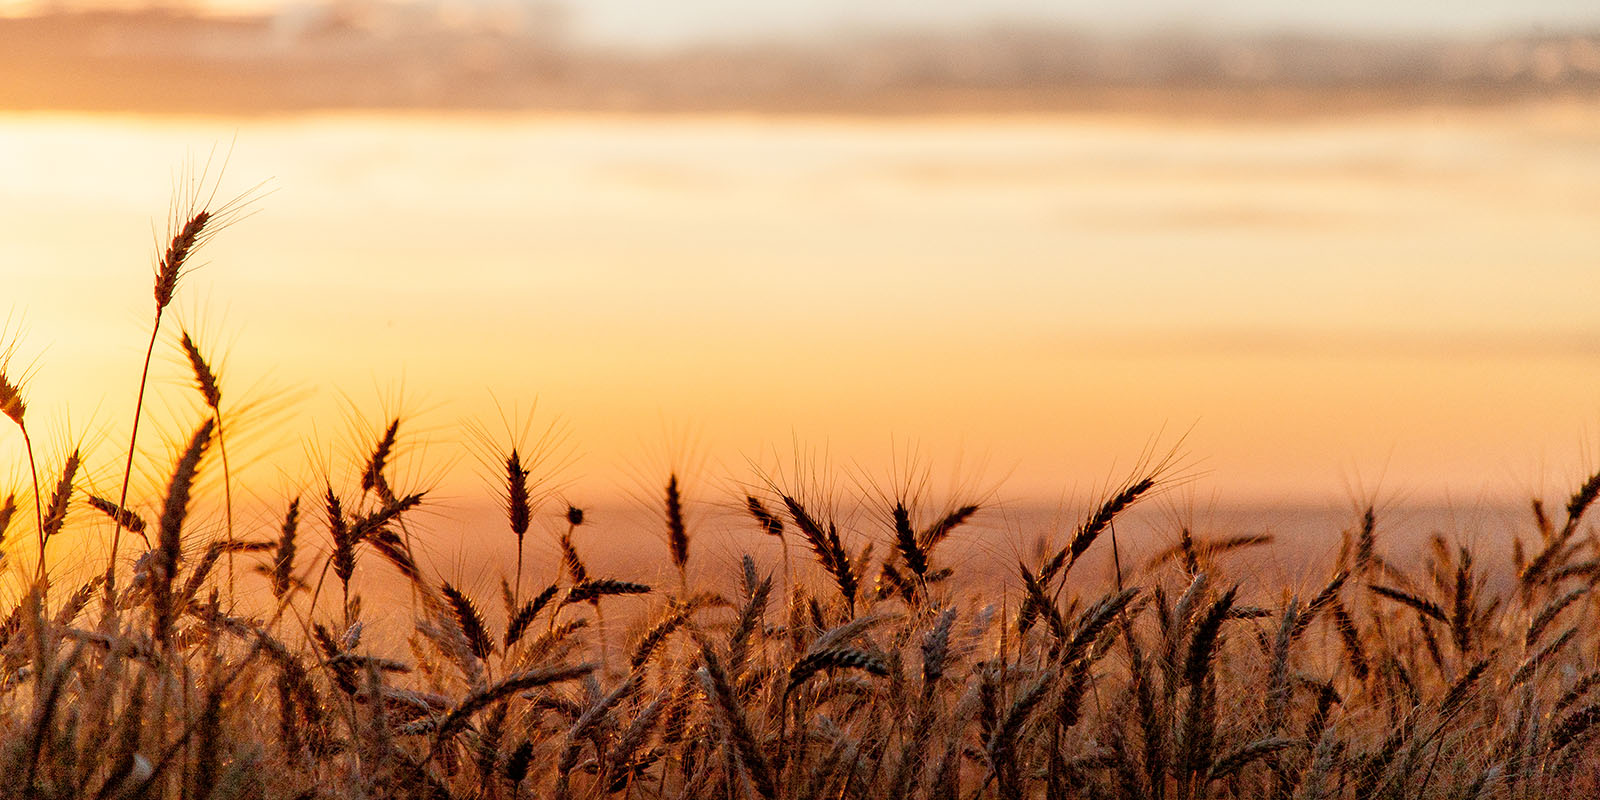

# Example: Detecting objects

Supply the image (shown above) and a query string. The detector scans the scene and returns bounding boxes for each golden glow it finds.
[2,108,1599,509]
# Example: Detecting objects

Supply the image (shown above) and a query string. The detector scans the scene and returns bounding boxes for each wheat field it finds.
[2,186,1599,800]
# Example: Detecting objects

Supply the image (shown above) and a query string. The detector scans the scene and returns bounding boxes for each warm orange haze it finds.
[6,4,1600,800]
[4,111,1600,510]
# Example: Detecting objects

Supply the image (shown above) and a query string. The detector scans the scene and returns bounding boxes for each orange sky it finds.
[2,108,1600,516]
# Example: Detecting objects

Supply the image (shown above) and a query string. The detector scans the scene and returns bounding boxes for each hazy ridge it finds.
[4,6,1600,114]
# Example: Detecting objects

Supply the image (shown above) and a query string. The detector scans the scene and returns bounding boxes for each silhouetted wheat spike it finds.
[153,417,214,644]
[1548,701,1600,755]
[1354,505,1377,572]
[987,668,1056,800]
[919,503,979,550]
[441,582,495,661]
[0,358,44,585]
[782,494,858,611]
[180,327,241,603]
[1017,561,1068,642]
[1075,475,1156,560]
[697,642,776,800]
[38,449,79,571]
[110,198,226,595]
[728,557,771,675]
[787,646,889,693]
[563,579,651,606]
[358,417,398,501]
[921,606,957,696]
[747,495,784,538]
[1528,586,1586,649]
[1033,476,1158,602]
[1207,737,1301,782]
[1179,586,1236,790]
[504,447,532,603]
[666,473,689,573]
[1147,533,1274,571]
[154,211,210,311]
[87,494,146,535]
[1561,469,1600,536]
[1330,600,1370,680]
[270,497,300,600]
[631,603,693,670]
[504,739,534,792]
[0,367,23,427]
[179,329,221,410]
[0,493,14,549]
[326,488,354,611]
[892,502,929,579]
[432,663,595,745]
[1368,584,1450,625]
[507,584,558,649]
[1288,569,1348,642]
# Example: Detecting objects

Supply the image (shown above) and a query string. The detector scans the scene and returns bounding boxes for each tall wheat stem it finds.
[105,319,162,597]
[22,429,42,584]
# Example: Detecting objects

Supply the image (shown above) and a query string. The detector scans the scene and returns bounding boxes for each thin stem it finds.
[514,533,525,610]
[1111,522,1123,593]
[22,428,42,584]
[216,415,234,609]
[106,316,162,596]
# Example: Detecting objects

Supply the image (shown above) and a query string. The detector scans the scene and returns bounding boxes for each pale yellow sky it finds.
[2,108,1599,515]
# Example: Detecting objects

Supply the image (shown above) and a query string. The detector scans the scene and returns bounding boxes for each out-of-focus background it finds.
[2,0,1600,586]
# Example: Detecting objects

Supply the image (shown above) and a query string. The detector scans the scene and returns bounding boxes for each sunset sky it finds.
[4,106,1599,513]
[1,1,1599,525]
